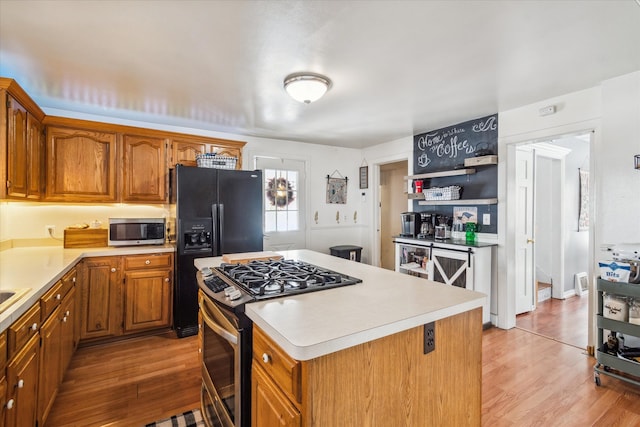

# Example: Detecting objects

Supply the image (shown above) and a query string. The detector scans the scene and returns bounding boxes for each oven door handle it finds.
[201,305,238,345]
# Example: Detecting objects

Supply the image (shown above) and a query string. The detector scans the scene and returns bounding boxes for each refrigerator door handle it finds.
[212,204,219,255]
[219,204,224,253]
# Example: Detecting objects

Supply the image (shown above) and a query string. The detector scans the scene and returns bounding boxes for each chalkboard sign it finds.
[413,114,498,173]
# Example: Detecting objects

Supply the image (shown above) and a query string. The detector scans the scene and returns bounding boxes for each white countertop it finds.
[0,244,175,332]
[194,249,486,361]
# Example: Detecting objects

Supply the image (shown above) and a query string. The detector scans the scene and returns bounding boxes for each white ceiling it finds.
[1,1,639,149]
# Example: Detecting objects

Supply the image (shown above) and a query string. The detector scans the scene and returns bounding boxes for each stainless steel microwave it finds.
[108,218,166,246]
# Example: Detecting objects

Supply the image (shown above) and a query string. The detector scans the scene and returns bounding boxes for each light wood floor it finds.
[47,315,640,426]
[516,294,589,349]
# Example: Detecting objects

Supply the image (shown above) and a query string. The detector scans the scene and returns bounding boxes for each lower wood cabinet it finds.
[79,253,173,342]
[252,364,301,427]
[5,334,39,427]
[79,256,122,340]
[252,307,482,426]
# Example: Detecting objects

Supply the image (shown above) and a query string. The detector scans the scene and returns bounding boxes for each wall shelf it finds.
[418,198,498,206]
[405,168,476,180]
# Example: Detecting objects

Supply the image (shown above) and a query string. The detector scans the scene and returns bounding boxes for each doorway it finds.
[379,160,408,270]
[513,132,591,349]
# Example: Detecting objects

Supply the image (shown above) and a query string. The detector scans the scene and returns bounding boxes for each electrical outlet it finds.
[424,322,435,354]
[45,225,55,237]
[483,213,491,225]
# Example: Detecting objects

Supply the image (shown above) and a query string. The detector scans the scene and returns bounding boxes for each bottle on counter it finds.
[465,222,476,244]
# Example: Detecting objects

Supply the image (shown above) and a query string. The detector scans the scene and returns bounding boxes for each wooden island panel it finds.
[254,307,482,427]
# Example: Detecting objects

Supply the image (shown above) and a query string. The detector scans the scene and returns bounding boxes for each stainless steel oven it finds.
[198,291,251,427]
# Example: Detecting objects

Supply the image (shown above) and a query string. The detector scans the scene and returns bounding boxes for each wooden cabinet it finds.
[122,134,168,202]
[79,257,122,340]
[45,126,119,202]
[78,253,173,342]
[5,332,39,427]
[37,267,77,426]
[0,375,7,427]
[1,89,45,200]
[122,253,173,333]
[169,136,244,169]
[252,364,301,427]
[252,308,482,426]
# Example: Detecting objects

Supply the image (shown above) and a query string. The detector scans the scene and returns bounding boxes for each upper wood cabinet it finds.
[45,126,118,202]
[122,134,168,202]
[1,80,46,200]
[169,136,245,169]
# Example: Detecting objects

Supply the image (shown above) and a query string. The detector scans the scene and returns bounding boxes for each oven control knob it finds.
[262,353,270,363]
[224,286,236,296]
[228,289,242,301]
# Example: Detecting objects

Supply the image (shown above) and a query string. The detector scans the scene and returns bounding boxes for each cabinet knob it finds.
[111,267,117,273]
[262,353,270,363]
[63,316,68,323]
[56,293,61,300]
[6,399,14,410]
[31,323,38,331]
[165,277,170,282]
[17,379,24,389]
[66,310,71,316]
[72,277,76,283]
[145,259,151,265]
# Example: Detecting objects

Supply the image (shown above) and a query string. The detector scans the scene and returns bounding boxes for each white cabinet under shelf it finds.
[394,237,494,325]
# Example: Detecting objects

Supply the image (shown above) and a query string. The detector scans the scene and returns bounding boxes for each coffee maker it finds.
[400,212,422,237]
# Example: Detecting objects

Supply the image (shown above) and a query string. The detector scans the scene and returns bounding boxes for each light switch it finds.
[483,214,491,225]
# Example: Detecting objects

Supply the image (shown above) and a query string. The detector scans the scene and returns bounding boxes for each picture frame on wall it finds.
[359,166,368,189]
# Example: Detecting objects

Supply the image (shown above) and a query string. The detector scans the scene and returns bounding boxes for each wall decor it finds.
[578,168,589,231]
[326,170,348,204]
[359,166,368,189]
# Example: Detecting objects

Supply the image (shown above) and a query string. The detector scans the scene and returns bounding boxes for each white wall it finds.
[496,70,639,331]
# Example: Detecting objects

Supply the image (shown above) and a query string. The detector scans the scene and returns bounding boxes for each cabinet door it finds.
[252,364,301,427]
[45,126,118,202]
[6,95,28,198]
[26,113,44,199]
[79,257,122,340]
[0,375,7,427]
[210,145,242,170]
[60,286,77,375]
[169,138,208,168]
[122,134,167,202]
[123,268,172,333]
[37,307,62,426]
[5,335,39,427]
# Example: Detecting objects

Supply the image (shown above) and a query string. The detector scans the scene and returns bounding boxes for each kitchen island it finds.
[195,249,486,426]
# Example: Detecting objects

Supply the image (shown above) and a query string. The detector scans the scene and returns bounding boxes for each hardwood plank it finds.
[46,332,200,426]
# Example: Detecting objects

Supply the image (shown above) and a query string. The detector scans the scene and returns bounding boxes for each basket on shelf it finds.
[423,185,462,201]
[196,153,237,169]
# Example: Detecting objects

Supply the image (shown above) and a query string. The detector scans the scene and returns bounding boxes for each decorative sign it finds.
[413,114,498,173]
[359,166,368,189]
[579,169,589,231]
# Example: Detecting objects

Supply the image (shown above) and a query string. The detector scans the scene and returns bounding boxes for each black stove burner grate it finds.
[216,259,361,299]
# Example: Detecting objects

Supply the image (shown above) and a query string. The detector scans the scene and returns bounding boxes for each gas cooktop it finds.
[199,258,362,306]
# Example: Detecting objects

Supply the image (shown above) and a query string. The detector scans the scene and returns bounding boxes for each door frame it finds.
[498,119,598,348]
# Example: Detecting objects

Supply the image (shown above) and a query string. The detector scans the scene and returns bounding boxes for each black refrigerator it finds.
[172,164,263,337]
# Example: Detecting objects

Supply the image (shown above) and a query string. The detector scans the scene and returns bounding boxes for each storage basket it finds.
[196,153,237,170]
[423,185,461,201]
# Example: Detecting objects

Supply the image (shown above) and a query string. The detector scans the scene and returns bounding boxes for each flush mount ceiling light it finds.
[283,72,332,104]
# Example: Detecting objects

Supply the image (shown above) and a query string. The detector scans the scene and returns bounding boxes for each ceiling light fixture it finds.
[284,72,332,104]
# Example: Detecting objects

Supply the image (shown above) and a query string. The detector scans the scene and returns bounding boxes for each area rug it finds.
[144,408,204,427]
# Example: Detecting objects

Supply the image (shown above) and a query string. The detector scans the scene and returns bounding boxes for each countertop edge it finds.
[0,244,175,332]
[246,297,485,361]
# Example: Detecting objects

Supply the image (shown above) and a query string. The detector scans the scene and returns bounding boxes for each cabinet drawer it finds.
[60,268,77,297]
[8,303,40,359]
[40,281,63,322]
[253,326,301,404]
[124,253,173,270]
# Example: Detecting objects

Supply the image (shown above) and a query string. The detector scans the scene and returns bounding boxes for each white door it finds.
[256,157,306,251]
[515,147,535,314]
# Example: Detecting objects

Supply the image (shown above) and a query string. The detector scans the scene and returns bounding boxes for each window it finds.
[264,168,299,232]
